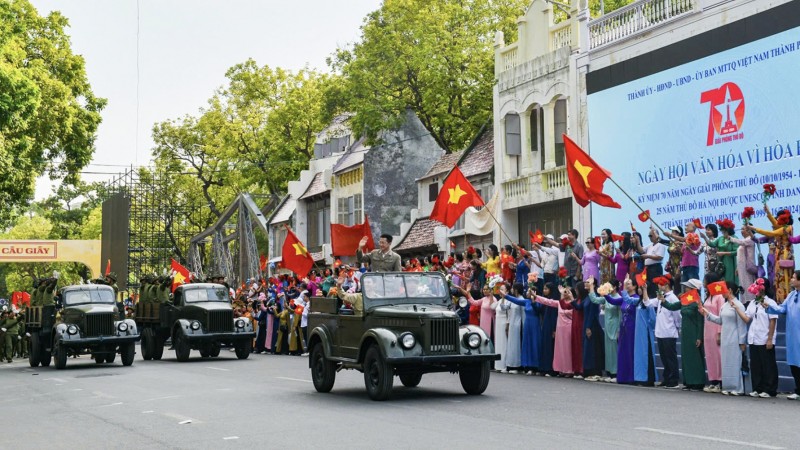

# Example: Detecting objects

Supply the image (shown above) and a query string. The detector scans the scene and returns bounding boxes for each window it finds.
[428,182,438,202]
[504,113,521,155]
[554,99,567,167]
[307,197,330,250]
[337,194,363,226]
[530,107,545,171]
[274,227,288,256]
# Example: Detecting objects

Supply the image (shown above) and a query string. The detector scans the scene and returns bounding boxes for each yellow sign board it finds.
[0,240,102,277]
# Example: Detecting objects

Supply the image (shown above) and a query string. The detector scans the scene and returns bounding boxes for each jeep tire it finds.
[234,340,251,359]
[363,345,393,401]
[141,328,154,360]
[310,342,336,393]
[54,343,68,370]
[174,329,191,362]
[121,343,135,366]
[459,361,490,395]
[399,372,422,388]
[152,336,165,360]
[105,351,116,363]
[29,332,41,367]
[208,342,220,357]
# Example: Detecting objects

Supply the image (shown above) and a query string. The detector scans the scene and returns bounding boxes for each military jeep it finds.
[26,284,140,370]
[307,272,498,400]
[135,283,255,362]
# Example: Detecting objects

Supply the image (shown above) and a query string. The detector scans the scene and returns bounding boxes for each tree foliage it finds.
[328,0,528,153]
[0,0,105,227]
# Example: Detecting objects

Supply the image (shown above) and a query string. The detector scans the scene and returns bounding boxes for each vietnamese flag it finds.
[638,210,651,222]
[707,281,729,296]
[563,134,621,209]
[171,258,191,292]
[282,226,315,277]
[680,289,701,306]
[331,215,375,256]
[529,229,544,245]
[105,259,112,276]
[692,218,702,229]
[429,165,485,227]
[635,272,647,287]
[259,254,267,272]
[611,233,625,242]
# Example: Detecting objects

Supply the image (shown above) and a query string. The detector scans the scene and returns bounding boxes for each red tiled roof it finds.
[393,217,440,252]
[299,172,330,200]
[420,150,463,180]
[459,126,494,178]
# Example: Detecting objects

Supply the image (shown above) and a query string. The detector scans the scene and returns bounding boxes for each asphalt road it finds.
[2,346,798,450]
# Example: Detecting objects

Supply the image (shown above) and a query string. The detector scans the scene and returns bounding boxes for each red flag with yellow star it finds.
[563,134,621,209]
[707,281,729,296]
[430,165,484,227]
[282,226,314,276]
[680,289,700,306]
[171,258,191,292]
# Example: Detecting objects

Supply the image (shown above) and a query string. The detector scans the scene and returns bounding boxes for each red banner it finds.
[331,215,375,256]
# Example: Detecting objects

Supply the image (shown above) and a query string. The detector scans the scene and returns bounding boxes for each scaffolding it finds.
[104,168,196,289]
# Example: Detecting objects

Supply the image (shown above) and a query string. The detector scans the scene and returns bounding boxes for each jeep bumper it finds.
[60,335,141,347]
[386,353,500,365]
[183,331,255,342]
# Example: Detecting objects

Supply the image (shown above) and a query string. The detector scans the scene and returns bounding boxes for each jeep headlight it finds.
[235,319,246,329]
[67,324,78,335]
[399,332,416,349]
[190,321,201,331]
[117,322,129,332]
[466,332,481,349]
[458,297,468,308]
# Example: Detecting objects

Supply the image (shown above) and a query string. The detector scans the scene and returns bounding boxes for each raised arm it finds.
[604,294,623,306]
[534,295,560,308]
[619,290,639,306]
[504,294,527,307]
[588,292,606,305]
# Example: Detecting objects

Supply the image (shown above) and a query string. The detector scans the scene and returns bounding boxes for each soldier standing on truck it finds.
[356,234,402,272]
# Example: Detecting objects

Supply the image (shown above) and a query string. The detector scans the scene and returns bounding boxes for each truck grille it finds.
[84,313,115,337]
[207,310,234,333]
[428,318,459,354]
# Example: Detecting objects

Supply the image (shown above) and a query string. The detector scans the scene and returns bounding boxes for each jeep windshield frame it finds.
[63,287,116,306]
[360,272,449,310]
[182,286,230,303]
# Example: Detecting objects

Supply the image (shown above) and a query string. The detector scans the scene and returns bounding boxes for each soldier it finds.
[156,276,171,303]
[1,309,23,363]
[30,279,42,306]
[138,276,151,304]
[41,278,57,306]
[17,308,27,358]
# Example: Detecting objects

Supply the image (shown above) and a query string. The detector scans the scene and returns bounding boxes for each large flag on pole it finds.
[282,226,314,276]
[563,134,621,209]
[171,259,191,292]
[105,259,112,276]
[331,215,375,256]
[430,165,485,227]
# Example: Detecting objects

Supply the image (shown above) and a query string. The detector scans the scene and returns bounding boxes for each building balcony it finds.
[588,0,698,50]
[501,166,571,210]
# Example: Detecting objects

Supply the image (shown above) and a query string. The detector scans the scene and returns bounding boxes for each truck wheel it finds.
[363,345,393,401]
[310,342,336,393]
[174,330,191,362]
[199,348,209,358]
[105,352,116,363]
[141,328,153,360]
[152,337,165,360]
[399,373,422,388]
[94,354,105,364]
[459,361,490,395]
[54,343,68,370]
[40,343,52,367]
[29,332,41,367]
[208,343,220,357]
[234,340,251,359]
[121,343,135,366]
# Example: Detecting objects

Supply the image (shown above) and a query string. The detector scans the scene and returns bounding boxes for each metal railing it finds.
[589,0,696,49]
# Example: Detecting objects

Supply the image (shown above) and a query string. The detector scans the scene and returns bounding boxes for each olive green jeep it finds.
[307,272,498,400]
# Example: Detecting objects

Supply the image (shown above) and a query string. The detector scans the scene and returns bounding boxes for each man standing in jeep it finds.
[356,234,402,272]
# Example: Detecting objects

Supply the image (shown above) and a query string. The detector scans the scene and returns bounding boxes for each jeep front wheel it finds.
[311,342,336,393]
[399,372,422,388]
[29,332,41,367]
[54,343,68,370]
[152,336,165,360]
[121,343,135,366]
[174,330,191,362]
[234,340,251,359]
[363,345,393,401]
[141,328,153,360]
[459,361,490,395]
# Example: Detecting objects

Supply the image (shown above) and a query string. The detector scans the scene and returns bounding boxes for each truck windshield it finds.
[63,289,116,306]
[183,288,229,303]
[362,274,447,302]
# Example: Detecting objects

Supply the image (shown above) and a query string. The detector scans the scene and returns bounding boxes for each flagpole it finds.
[482,201,516,246]
[606,177,667,235]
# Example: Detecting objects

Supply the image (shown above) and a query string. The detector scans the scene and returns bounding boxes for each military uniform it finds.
[1,312,22,362]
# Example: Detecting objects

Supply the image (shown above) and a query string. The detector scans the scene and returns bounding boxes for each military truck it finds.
[26,284,140,370]
[307,272,498,401]
[135,283,255,362]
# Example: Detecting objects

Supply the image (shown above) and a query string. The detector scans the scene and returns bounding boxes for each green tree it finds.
[0,1,105,227]
[329,0,528,153]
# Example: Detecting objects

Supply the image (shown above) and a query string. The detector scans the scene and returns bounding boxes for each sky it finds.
[31,0,382,199]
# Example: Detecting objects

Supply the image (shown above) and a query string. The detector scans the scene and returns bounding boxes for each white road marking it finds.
[44,378,68,383]
[223,436,239,440]
[142,395,179,402]
[635,427,785,449]
[178,419,192,425]
[205,366,230,372]
[99,402,124,407]
[142,411,155,414]
[275,376,312,383]
[72,388,83,391]
[216,388,233,391]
